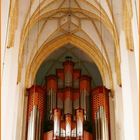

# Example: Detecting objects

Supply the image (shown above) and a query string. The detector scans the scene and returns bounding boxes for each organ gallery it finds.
[26,57,110,140]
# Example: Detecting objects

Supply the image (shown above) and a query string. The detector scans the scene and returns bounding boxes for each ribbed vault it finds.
[25,35,113,96]
[8,0,131,86]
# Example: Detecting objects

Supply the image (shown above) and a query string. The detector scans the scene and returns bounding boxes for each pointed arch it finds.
[25,34,114,96]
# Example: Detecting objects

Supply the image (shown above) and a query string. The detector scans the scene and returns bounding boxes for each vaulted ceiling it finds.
[6,0,133,86]
[20,0,120,64]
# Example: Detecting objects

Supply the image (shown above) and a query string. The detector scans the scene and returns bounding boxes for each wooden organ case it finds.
[26,57,111,140]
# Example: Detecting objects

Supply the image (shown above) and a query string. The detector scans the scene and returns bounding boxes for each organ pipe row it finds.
[27,85,46,140]
[26,57,111,140]
[92,87,110,140]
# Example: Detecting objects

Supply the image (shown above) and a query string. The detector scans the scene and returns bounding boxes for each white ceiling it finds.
[5,0,125,86]
[20,0,122,70]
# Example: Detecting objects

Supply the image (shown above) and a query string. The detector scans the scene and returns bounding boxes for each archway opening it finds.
[35,44,103,87]
[26,43,111,140]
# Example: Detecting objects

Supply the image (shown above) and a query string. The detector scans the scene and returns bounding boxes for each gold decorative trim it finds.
[7,0,19,48]
[123,0,134,51]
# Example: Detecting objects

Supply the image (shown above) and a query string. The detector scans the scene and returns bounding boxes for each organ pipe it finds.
[65,114,72,138]
[46,75,57,120]
[35,109,40,140]
[57,89,64,110]
[63,56,74,87]
[71,122,76,137]
[38,117,42,140]
[26,58,111,140]
[60,121,65,137]
[73,89,80,115]
[92,86,110,140]
[76,108,84,139]
[31,106,37,140]
[95,106,109,140]
[80,75,91,121]
[64,88,72,114]
[73,69,81,89]
[27,85,46,140]
[53,108,61,139]
[56,69,64,89]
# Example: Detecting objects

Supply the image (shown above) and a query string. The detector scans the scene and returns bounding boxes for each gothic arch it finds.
[25,34,114,96]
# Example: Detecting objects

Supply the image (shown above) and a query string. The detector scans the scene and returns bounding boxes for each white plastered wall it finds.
[119,31,138,140]
[1,0,26,140]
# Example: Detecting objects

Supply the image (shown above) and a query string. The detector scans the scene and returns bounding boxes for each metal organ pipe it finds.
[46,75,57,120]
[73,69,81,89]
[95,106,109,140]
[60,120,66,137]
[27,85,46,140]
[73,69,81,121]
[41,58,112,140]
[91,86,110,140]
[53,108,61,139]
[56,69,64,89]
[63,56,74,87]
[76,109,84,139]
[100,106,109,140]
[96,109,101,140]
[80,75,91,121]
[73,89,80,111]
[31,106,37,140]
[71,121,76,137]
[65,114,72,139]
[64,88,72,115]
[57,89,64,111]
[35,109,40,140]
[38,116,42,140]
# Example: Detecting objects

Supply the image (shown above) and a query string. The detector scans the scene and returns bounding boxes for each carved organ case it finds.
[26,57,111,140]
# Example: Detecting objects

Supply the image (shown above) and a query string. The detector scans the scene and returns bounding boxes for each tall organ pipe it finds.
[57,89,64,110]
[73,70,81,121]
[80,75,91,121]
[76,108,84,139]
[91,86,110,140]
[73,69,81,89]
[35,109,40,140]
[64,88,72,114]
[56,69,64,89]
[53,108,61,139]
[95,106,109,140]
[65,114,72,139]
[45,75,57,120]
[96,111,101,140]
[27,85,46,140]
[73,89,80,111]
[63,57,74,87]
[100,106,109,140]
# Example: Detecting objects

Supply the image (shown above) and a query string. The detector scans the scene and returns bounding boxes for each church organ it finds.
[27,57,111,140]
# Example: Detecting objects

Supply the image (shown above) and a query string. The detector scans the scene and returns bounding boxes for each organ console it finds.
[26,57,111,140]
